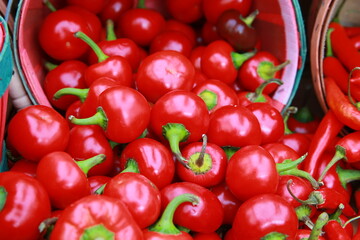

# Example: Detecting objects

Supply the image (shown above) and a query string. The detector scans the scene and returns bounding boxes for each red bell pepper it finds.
[50,195,143,239]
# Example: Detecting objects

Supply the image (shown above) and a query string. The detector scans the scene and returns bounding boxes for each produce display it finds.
[1,0,360,239]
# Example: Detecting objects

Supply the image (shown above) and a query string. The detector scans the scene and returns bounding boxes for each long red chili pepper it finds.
[325,75,360,130]
[329,22,360,72]
[302,110,343,177]
[324,220,351,240]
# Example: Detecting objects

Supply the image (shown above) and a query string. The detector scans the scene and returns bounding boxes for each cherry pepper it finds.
[0,172,52,240]
[237,51,290,94]
[216,9,258,52]
[49,195,143,240]
[143,193,199,240]
[69,85,151,144]
[74,31,133,87]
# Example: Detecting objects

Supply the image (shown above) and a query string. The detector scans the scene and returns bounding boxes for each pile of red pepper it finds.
[2,0,360,239]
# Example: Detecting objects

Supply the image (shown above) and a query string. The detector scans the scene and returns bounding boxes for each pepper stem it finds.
[44,61,58,71]
[74,31,109,62]
[121,159,140,173]
[329,203,344,220]
[308,212,329,240]
[261,232,287,240]
[42,0,57,12]
[94,184,106,195]
[162,123,190,168]
[276,153,308,173]
[76,154,106,176]
[240,9,259,27]
[282,106,298,135]
[222,146,239,160]
[198,90,218,111]
[148,193,199,234]
[318,145,347,183]
[248,78,283,103]
[257,60,290,81]
[326,28,335,57]
[187,135,212,174]
[286,179,324,206]
[137,0,145,8]
[106,19,117,41]
[0,186,7,211]
[279,167,320,189]
[295,204,314,229]
[80,224,115,240]
[232,50,256,69]
[69,107,108,130]
[336,165,360,189]
[53,88,89,103]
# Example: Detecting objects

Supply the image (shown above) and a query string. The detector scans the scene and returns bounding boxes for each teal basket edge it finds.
[0,16,14,98]
[0,142,8,172]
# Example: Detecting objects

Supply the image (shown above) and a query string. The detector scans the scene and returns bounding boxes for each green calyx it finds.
[222,146,240,160]
[0,186,7,211]
[246,78,283,103]
[162,123,190,167]
[121,159,140,174]
[336,164,360,189]
[69,107,108,131]
[257,60,290,81]
[187,134,212,174]
[53,88,89,103]
[198,90,218,111]
[260,232,288,240]
[80,224,115,240]
[240,9,259,27]
[106,19,117,41]
[294,106,314,123]
[148,193,199,235]
[282,106,298,135]
[74,31,109,62]
[295,205,314,229]
[232,50,256,69]
[76,154,106,176]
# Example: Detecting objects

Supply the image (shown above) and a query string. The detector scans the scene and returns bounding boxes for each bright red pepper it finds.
[278,132,312,157]
[6,105,70,162]
[99,0,132,23]
[0,172,52,240]
[88,175,110,194]
[103,172,161,229]
[160,182,224,233]
[232,193,299,240]
[262,142,300,164]
[9,158,38,178]
[164,19,197,47]
[287,106,321,134]
[324,219,351,240]
[165,0,203,23]
[119,137,175,190]
[50,195,143,239]
[36,151,105,209]
[351,35,360,51]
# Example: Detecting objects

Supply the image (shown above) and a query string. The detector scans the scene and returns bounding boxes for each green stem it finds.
[76,154,106,176]
[295,205,314,229]
[80,224,114,240]
[318,145,346,183]
[279,167,320,189]
[42,0,57,12]
[44,62,58,71]
[106,19,117,41]
[240,9,259,27]
[276,153,307,172]
[282,106,298,135]
[222,146,239,160]
[94,184,106,195]
[0,186,7,211]
[329,203,344,220]
[162,123,190,168]
[198,90,218,111]
[137,0,145,8]
[74,31,109,62]
[326,28,334,57]
[257,60,290,81]
[69,107,108,130]
[232,50,256,69]
[286,179,323,206]
[121,159,140,173]
[53,88,89,103]
[308,212,329,240]
[250,78,283,103]
[149,193,199,235]
[261,232,287,240]
[336,165,360,189]
[343,215,360,228]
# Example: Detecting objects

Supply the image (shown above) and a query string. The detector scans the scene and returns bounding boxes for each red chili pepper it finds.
[160,182,224,233]
[287,106,320,134]
[66,125,114,176]
[237,51,290,95]
[192,79,239,113]
[216,9,258,52]
[36,151,105,209]
[75,31,133,87]
[119,137,175,190]
[232,193,299,240]
[6,105,70,162]
[69,85,151,144]
[50,195,143,239]
[176,135,228,188]
[329,22,360,71]
[103,171,161,229]
[0,172,52,240]
[302,109,344,177]
[324,220,351,240]
[143,193,198,240]
[344,26,360,38]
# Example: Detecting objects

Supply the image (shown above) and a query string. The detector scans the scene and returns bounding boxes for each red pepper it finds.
[344,26,360,38]
[142,193,198,240]
[302,109,344,177]
[351,35,360,51]
[287,106,320,134]
[295,212,328,240]
[324,220,351,240]
[325,76,360,130]
[165,0,203,24]
[0,172,52,240]
[329,22,360,72]
[50,195,143,239]
[9,158,38,178]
